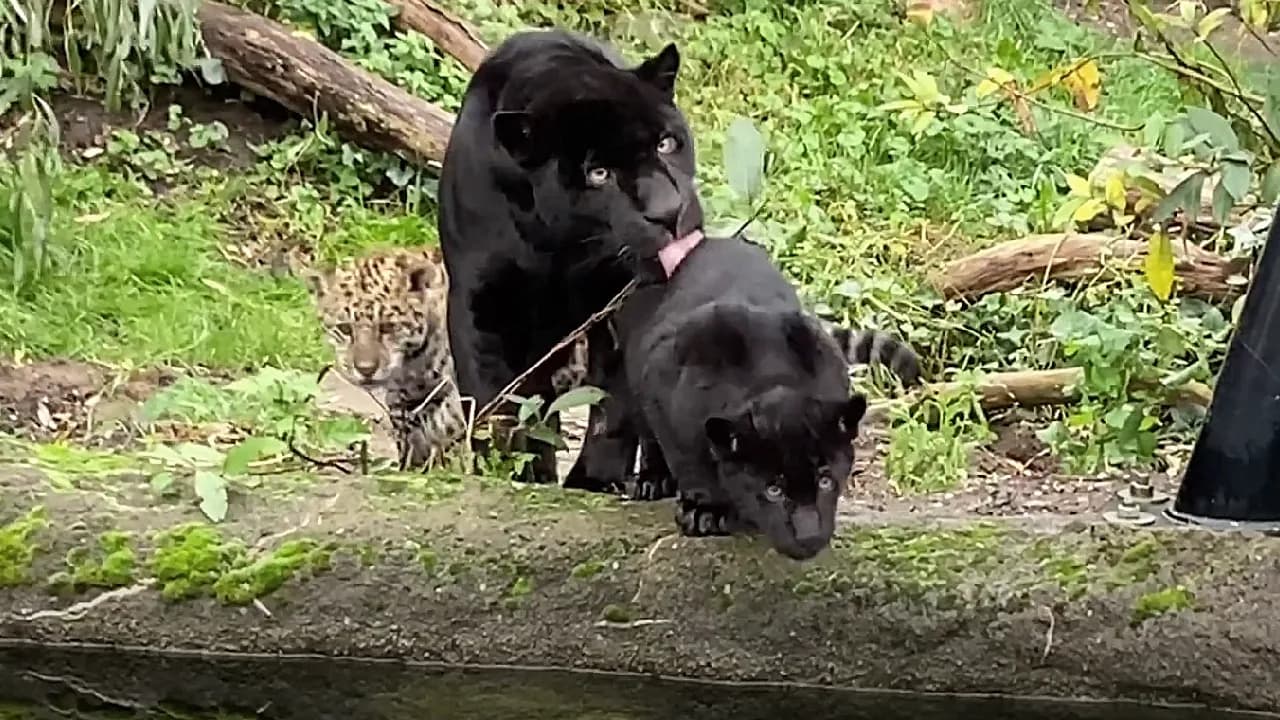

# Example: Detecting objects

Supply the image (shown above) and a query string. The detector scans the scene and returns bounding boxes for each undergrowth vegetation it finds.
[1,0,1276,500]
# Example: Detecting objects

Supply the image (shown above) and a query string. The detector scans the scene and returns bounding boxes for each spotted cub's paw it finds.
[675,494,732,537]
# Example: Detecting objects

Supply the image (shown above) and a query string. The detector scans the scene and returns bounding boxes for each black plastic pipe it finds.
[1169,203,1280,529]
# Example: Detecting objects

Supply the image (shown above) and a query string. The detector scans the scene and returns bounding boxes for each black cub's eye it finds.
[586,167,612,187]
[764,485,784,502]
[656,134,679,154]
[817,476,836,492]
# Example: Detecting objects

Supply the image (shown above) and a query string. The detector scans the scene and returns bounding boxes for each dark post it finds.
[1167,203,1280,531]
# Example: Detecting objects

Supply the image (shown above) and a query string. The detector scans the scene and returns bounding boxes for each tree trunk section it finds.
[198,1,455,166]
[929,233,1249,303]
[387,0,488,71]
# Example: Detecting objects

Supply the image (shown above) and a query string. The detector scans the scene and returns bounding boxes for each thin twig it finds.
[286,431,353,474]
[467,278,640,430]
[927,39,1144,132]
[1203,41,1280,151]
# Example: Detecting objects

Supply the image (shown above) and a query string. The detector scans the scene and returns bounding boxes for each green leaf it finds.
[523,424,567,450]
[1186,107,1238,150]
[1144,230,1176,301]
[194,471,229,523]
[1211,181,1234,224]
[149,472,176,495]
[515,395,544,425]
[1261,161,1280,204]
[1153,170,1206,221]
[1219,159,1252,201]
[174,442,226,468]
[1263,67,1280,136]
[723,116,767,205]
[546,385,608,417]
[1161,118,1188,158]
[222,436,287,476]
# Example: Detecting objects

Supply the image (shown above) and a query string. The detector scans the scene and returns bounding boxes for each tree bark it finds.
[386,0,488,71]
[867,367,1212,422]
[198,0,455,166]
[929,232,1250,303]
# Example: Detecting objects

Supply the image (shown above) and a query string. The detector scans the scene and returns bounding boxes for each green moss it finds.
[417,547,440,575]
[600,603,634,623]
[1133,585,1194,623]
[49,530,137,592]
[212,539,333,605]
[150,524,247,601]
[0,507,49,587]
[148,524,332,605]
[570,560,605,580]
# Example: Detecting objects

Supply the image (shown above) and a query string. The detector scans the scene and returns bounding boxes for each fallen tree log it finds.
[866,367,1212,422]
[198,1,455,166]
[386,0,488,71]
[929,232,1249,303]
[1,460,1279,711]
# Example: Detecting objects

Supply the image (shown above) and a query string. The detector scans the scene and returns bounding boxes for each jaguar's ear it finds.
[634,43,680,99]
[492,110,533,162]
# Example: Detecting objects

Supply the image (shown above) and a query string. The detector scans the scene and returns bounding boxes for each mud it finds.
[0,461,1278,712]
[50,85,297,171]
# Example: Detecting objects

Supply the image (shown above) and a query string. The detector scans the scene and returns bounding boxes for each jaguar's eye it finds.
[333,322,353,337]
[764,484,784,502]
[817,476,836,492]
[586,167,612,187]
[378,322,397,335]
[657,134,679,154]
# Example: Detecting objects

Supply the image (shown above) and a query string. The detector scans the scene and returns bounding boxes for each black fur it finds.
[613,235,873,561]
[436,29,703,485]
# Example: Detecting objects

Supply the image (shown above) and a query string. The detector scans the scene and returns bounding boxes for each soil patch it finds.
[48,84,297,171]
[1055,0,1280,64]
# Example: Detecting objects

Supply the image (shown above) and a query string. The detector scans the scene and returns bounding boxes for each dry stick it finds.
[465,278,640,432]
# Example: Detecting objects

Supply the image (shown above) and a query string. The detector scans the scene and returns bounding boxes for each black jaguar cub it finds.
[437,28,704,486]
[615,235,915,560]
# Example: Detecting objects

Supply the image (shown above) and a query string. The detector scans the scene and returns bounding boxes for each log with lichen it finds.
[929,233,1248,303]
[197,0,456,166]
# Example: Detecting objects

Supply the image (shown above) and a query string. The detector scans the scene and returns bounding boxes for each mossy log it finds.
[387,0,488,71]
[930,233,1249,303]
[866,367,1213,422]
[198,1,455,166]
[2,460,1280,711]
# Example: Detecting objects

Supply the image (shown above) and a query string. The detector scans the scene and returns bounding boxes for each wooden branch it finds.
[198,1,455,166]
[929,232,1250,303]
[386,0,488,71]
[867,367,1212,422]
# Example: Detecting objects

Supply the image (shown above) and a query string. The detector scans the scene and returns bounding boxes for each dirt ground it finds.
[0,355,1177,523]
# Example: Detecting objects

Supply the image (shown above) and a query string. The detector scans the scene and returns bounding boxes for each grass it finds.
[0,0,1267,484]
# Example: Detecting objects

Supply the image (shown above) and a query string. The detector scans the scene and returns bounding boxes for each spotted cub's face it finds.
[305,248,448,388]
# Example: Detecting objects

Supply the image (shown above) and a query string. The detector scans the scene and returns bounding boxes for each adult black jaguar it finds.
[436,29,704,485]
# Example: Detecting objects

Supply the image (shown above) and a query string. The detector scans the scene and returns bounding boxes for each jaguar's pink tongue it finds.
[658,229,705,278]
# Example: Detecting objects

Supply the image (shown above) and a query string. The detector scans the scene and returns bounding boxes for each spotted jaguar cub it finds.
[305,247,588,470]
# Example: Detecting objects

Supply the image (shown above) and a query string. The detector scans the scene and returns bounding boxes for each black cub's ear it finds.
[838,394,868,438]
[704,416,739,459]
[492,110,533,162]
[634,43,680,98]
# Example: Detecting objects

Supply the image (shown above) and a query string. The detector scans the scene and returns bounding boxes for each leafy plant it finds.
[0,99,62,295]
[509,386,608,451]
[886,374,995,493]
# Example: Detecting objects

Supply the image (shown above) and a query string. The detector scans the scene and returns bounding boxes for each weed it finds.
[0,507,49,586]
[886,372,996,493]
